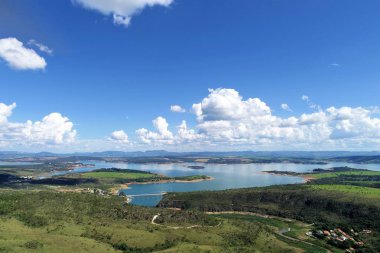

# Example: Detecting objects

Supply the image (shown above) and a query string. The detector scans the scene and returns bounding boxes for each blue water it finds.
[61,161,380,206]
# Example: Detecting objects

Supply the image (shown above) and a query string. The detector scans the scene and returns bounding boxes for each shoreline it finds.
[260,171,315,183]
[50,175,214,196]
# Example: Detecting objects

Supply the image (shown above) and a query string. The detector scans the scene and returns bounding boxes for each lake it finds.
[63,161,380,206]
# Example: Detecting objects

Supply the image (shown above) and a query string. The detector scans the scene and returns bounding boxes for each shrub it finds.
[24,240,43,249]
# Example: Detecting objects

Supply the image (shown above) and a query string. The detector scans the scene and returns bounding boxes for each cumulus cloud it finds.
[109,130,129,144]
[281,103,292,112]
[136,116,174,144]
[72,0,174,27]
[130,88,380,150]
[28,40,53,55]
[0,38,47,70]
[0,102,76,147]
[0,102,16,124]
[135,117,202,145]
[177,120,202,142]
[194,89,380,148]
[170,105,185,113]
[192,88,271,122]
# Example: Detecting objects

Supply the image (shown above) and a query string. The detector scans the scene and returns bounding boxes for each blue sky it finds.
[1,0,380,152]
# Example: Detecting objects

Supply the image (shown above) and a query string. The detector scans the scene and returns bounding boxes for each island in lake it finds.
[187,165,205,170]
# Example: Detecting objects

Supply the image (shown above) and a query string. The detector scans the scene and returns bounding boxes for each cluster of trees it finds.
[159,184,380,252]
[0,191,294,253]
[0,191,218,228]
[313,175,380,188]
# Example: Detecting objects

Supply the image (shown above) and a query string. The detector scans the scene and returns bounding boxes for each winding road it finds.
[151,214,221,229]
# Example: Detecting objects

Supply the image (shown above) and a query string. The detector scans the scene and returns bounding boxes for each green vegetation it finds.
[159,181,380,252]
[76,169,210,183]
[208,213,331,253]
[1,161,379,252]
[308,171,380,179]
[306,168,380,191]
[328,155,380,164]
[172,175,210,181]
[266,167,380,189]
[0,162,91,177]
[0,190,313,253]
[81,171,155,180]
[159,167,380,252]
[308,184,380,198]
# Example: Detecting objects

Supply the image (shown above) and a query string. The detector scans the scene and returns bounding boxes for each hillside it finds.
[0,191,324,253]
[158,183,380,252]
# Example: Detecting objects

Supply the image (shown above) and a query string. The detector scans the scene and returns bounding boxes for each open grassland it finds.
[308,171,380,179]
[0,218,118,253]
[0,190,313,253]
[307,184,380,198]
[78,170,210,182]
[307,169,380,189]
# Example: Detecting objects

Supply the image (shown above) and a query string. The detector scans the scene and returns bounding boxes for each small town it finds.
[307,227,372,252]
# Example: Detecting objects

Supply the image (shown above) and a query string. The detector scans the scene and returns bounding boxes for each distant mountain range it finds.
[1,150,380,159]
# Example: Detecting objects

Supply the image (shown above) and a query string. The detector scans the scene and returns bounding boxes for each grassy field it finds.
[307,184,380,198]
[305,168,380,190]
[307,170,380,179]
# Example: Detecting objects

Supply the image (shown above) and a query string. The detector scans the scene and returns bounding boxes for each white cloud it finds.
[301,95,309,102]
[28,40,53,55]
[301,94,321,111]
[170,105,185,113]
[329,63,341,68]
[109,130,129,144]
[177,120,202,142]
[193,89,380,148]
[0,102,16,124]
[0,102,76,147]
[281,103,292,112]
[130,88,380,150]
[192,88,271,122]
[135,117,202,145]
[136,116,174,144]
[72,0,174,27]
[0,38,47,70]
